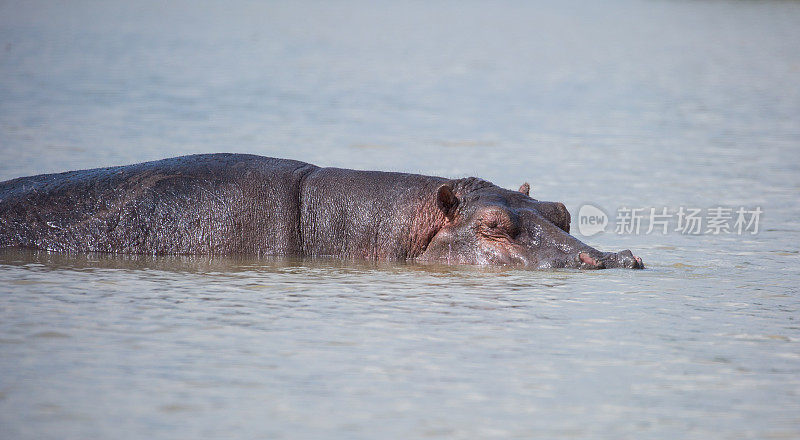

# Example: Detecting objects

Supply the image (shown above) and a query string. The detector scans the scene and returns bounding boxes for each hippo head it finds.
[419,178,643,269]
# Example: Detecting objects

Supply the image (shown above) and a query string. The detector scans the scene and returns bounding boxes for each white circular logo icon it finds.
[577,204,608,236]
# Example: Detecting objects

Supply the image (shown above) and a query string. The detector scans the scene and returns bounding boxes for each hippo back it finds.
[0,154,317,255]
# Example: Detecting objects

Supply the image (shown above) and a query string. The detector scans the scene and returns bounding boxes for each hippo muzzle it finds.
[573,249,645,270]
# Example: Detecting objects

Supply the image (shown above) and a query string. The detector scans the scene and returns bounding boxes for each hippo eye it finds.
[479,216,502,230]
[477,210,519,239]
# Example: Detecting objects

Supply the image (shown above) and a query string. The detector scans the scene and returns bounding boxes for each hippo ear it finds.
[436,184,459,218]
[518,182,530,196]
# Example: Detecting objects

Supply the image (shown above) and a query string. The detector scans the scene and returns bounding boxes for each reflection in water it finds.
[2,245,798,439]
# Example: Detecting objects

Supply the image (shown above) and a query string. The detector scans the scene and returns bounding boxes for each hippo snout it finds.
[574,250,644,269]
[603,250,644,269]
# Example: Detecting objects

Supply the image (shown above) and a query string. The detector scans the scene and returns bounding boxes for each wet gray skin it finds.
[419,181,644,270]
[0,154,643,270]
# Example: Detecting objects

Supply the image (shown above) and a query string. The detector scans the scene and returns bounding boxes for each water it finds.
[1,0,799,438]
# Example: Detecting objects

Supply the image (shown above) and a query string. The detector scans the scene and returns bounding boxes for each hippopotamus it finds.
[0,153,643,269]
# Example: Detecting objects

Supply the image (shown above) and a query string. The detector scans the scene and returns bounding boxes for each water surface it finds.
[1,0,799,438]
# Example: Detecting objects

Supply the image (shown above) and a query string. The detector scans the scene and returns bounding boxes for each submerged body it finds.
[0,154,642,269]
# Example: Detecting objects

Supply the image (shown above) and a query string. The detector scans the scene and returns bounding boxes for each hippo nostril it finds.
[578,252,597,266]
[578,252,604,269]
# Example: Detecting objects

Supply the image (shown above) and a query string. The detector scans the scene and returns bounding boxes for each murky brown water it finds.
[1,0,799,438]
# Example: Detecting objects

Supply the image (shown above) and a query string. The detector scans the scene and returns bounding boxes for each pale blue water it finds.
[1,0,799,438]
